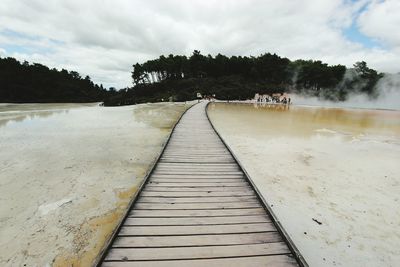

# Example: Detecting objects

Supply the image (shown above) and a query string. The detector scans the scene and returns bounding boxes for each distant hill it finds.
[0,57,110,103]
[103,50,383,106]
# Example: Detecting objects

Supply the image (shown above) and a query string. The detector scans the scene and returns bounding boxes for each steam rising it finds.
[292,73,400,110]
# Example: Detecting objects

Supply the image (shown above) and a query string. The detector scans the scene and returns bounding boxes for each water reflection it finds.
[0,110,69,128]
[252,102,290,111]
[209,102,400,138]
[0,103,98,128]
[132,103,189,129]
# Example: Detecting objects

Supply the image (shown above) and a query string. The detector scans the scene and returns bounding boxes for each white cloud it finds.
[358,0,400,48]
[0,0,399,88]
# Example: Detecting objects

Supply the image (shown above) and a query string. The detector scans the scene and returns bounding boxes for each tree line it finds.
[0,57,111,103]
[0,52,383,105]
[105,50,382,106]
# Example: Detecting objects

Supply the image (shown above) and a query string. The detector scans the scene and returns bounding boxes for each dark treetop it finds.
[0,57,111,103]
[104,50,382,106]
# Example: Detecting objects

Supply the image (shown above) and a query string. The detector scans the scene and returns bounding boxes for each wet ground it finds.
[208,102,400,267]
[0,102,190,266]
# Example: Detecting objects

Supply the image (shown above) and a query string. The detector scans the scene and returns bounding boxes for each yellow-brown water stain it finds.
[53,185,138,267]
[208,103,400,138]
[116,185,139,200]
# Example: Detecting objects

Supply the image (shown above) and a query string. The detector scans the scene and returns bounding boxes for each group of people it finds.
[254,93,291,104]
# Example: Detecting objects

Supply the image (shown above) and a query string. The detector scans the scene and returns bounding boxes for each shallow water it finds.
[0,102,190,266]
[211,103,400,138]
[208,102,400,267]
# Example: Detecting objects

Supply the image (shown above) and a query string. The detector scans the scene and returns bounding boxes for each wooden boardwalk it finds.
[98,102,306,267]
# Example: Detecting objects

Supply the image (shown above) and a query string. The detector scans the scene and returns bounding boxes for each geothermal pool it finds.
[0,102,190,266]
[208,102,400,267]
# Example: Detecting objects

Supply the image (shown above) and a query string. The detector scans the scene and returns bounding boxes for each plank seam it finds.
[103,252,293,262]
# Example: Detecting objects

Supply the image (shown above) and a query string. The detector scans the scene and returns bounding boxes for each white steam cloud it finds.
[292,73,400,110]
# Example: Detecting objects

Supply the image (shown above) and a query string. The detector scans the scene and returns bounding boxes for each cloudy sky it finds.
[0,0,399,88]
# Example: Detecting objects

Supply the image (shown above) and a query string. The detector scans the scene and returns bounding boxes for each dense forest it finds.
[0,52,383,105]
[104,50,383,106]
[0,57,110,103]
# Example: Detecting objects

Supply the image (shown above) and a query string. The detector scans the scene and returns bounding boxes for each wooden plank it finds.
[147,182,248,187]
[124,215,271,226]
[140,191,255,197]
[157,163,237,166]
[149,178,243,183]
[160,157,233,160]
[105,242,290,261]
[137,196,257,203]
[101,255,297,267]
[160,162,235,163]
[162,150,229,152]
[118,223,275,236]
[151,175,243,178]
[158,156,235,158]
[150,174,245,178]
[153,171,244,175]
[164,147,228,150]
[163,151,229,153]
[134,202,261,210]
[112,232,281,248]
[154,168,240,172]
[143,186,251,192]
[156,163,238,167]
[161,152,230,155]
[129,208,266,218]
[155,164,239,167]
[153,170,242,174]
[159,155,232,157]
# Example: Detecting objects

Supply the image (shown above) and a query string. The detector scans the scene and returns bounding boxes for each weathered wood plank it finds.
[152,173,244,179]
[147,182,248,187]
[140,191,256,197]
[134,202,261,210]
[112,232,281,248]
[124,215,271,226]
[160,154,232,157]
[101,255,297,267]
[118,223,275,236]
[160,156,233,160]
[154,170,240,173]
[105,242,290,261]
[129,208,266,218]
[160,161,236,164]
[157,162,235,165]
[137,196,257,203]
[144,186,251,192]
[149,178,243,183]
[156,164,238,168]
[154,172,243,175]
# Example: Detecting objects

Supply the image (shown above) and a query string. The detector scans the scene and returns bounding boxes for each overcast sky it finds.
[0,0,399,88]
